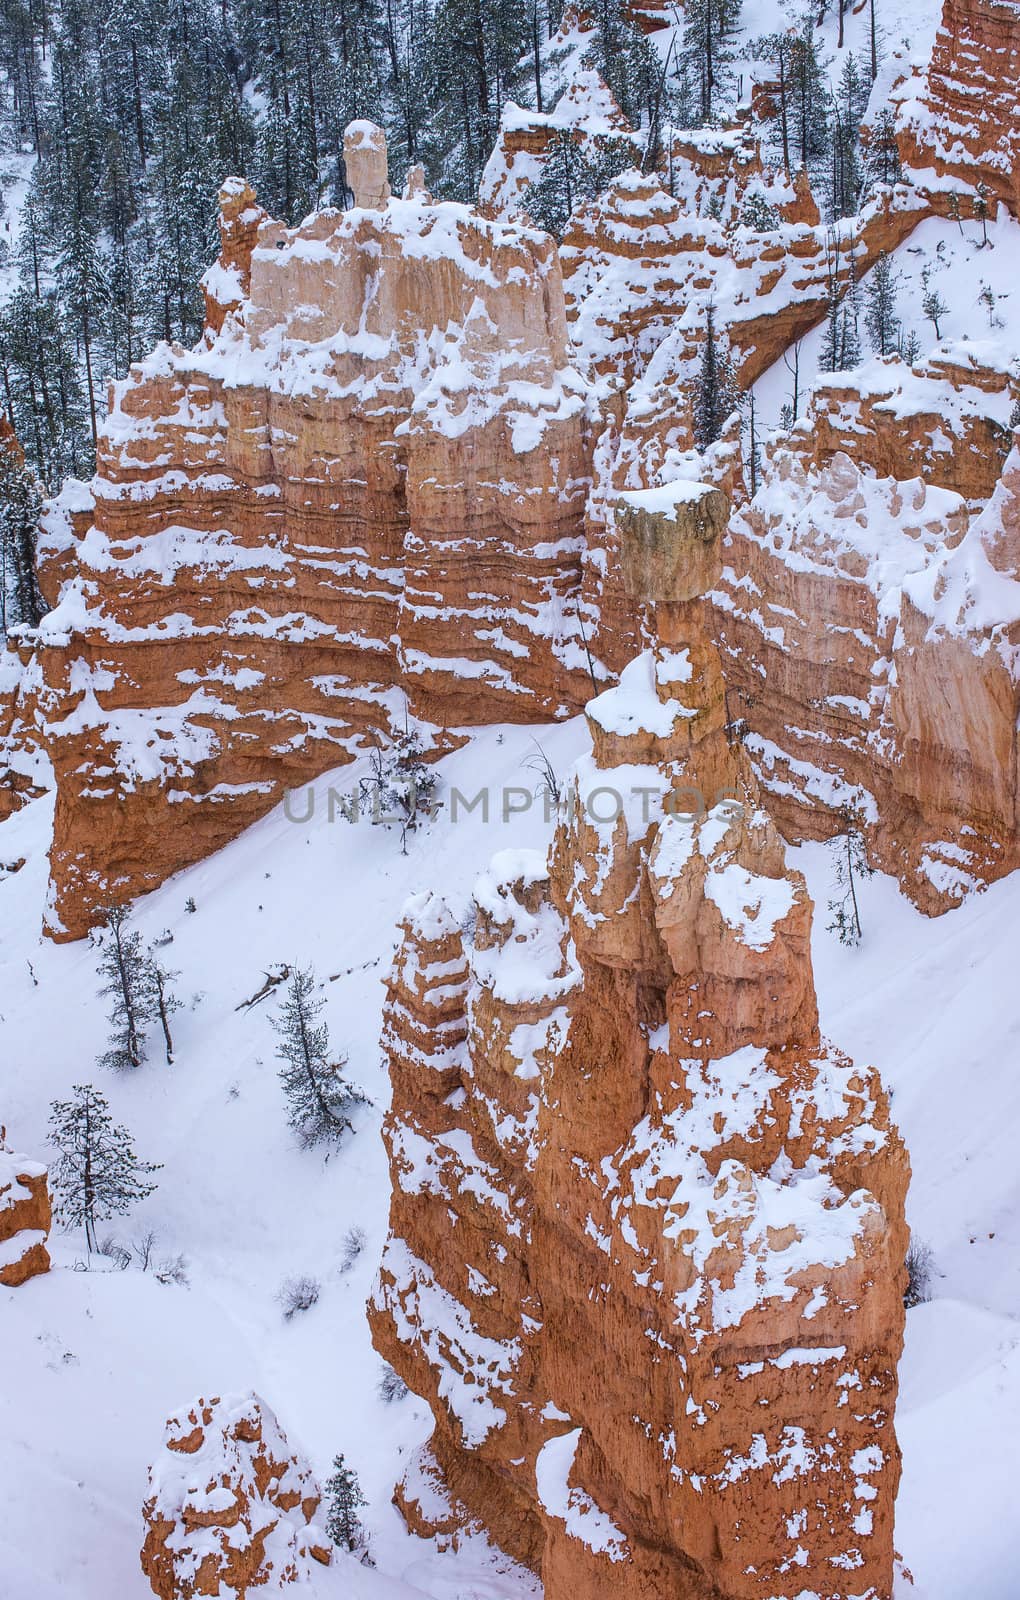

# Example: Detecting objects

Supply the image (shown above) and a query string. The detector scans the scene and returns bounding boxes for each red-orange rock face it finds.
[897,0,1020,218]
[140,1392,330,1599]
[0,1137,51,1287]
[370,486,909,1600]
[713,439,1020,911]
[24,126,595,940]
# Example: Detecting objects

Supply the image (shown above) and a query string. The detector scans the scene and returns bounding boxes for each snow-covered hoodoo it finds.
[17,122,595,941]
[370,483,909,1600]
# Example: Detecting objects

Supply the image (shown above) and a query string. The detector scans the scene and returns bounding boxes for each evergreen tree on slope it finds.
[48,1084,160,1253]
[274,966,364,1147]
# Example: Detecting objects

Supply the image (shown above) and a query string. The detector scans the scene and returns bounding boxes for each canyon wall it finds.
[370,485,909,1600]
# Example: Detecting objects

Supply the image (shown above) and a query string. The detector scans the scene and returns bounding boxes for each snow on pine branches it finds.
[272,967,366,1148]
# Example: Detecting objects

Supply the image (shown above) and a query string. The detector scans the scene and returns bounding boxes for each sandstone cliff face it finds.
[370,485,909,1600]
[897,0,1020,218]
[0,1135,51,1287]
[713,436,1020,911]
[140,1392,330,1598]
[26,123,594,940]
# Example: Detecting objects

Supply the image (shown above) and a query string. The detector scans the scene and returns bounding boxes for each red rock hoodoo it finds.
[370,483,910,1600]
[140,1391,330,1598]
[26,121,593,940]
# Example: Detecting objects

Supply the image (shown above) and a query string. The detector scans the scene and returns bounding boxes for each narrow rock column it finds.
[343,120,392,210]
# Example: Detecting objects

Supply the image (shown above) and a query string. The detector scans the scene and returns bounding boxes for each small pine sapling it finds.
[278,1274,320,1318]
[48,1084,160,1253]
[904,1238,935,1308]
[274,966,365,1147]
[920,265,949,340]
[973,182,990,248]
[97,905,150,1069]
[826,805,874,946]
[739,190,780,231]
[899,327,922,364]
[978,281,1003,330]
[377,1364,409,1403]
[324,1454,367,1552]
[144,952,181,1064]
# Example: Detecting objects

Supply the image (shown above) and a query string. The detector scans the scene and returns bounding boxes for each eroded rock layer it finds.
[370,486,909,1600]
[897,0,1020,217]
[5,44,1020,932]
[26,124,594,939]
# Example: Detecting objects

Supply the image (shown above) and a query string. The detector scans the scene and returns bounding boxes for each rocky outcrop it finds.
[713,435,1020,910]
[370,483,909,1600]
[0,1134,51,1286]
[790,343,1019,502]
[0,638,47,822]
[897,0,1020,218]
[140,1392,330,1598]
[25,122,594,940]
[562,170,926,398]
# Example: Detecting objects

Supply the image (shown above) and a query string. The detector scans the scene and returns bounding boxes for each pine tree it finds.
[819,232,844,373]
[826,805,873,945]
[356,728,440,852]
[584,0,665,136]
[693,299,742,450]
[324,1453,366,1551]
[839,246,862,368]
[865,107,901,190]
[831,53,865,218]
[973,182,990,248]
[920,265,948,340]
[864,251,901,356]
[97,905,151,1070]
[274,966,364,1147]
[143,954,181,1065]
[678,0,742,126]
[0,431,44,634]
[48,1084,160,1252]
[753,26,830,184]
[522,131,634,240]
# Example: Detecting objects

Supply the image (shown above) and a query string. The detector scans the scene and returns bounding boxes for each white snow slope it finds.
[1,718,1018,1599]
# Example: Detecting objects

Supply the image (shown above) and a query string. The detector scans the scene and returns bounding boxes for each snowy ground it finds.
[1,716,1018,1597]
[753,207,1020,431]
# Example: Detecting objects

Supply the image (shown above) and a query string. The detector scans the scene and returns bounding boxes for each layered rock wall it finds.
[712,434,1020,910]
[24,124,594,939]
[897,0,1020,218]
[371,485,909,1600]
